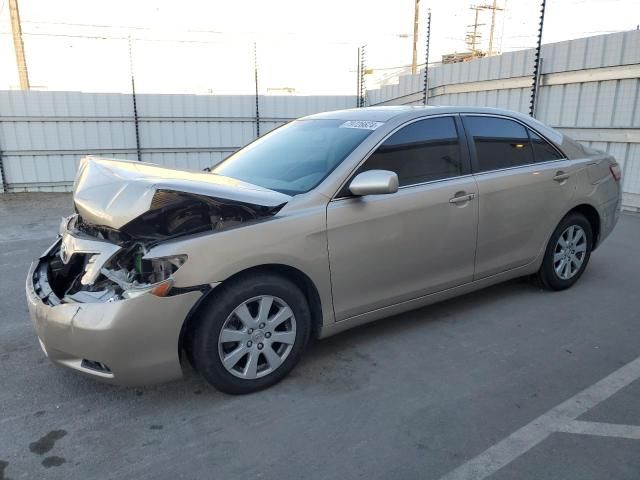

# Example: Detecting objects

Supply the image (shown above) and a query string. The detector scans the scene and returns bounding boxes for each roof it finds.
[303,106,424,121]
[302,105,563,144]
[303,105,533,121]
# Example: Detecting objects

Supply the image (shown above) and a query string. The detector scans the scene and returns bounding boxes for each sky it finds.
[0,0,639,95]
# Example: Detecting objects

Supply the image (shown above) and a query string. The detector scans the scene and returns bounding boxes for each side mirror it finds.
[349,170,399,196]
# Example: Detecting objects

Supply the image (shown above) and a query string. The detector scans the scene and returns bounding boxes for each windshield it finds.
[212,119,376,195]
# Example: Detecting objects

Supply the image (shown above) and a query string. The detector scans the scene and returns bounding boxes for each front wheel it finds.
[188,272,311,394]
[535,212,593,290]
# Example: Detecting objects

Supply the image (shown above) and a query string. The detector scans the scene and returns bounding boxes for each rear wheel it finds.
[535,212,593,290]
[189,273,310,394]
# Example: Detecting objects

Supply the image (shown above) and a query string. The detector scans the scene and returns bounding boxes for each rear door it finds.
[326,115,478,321]
[462,114,576,279]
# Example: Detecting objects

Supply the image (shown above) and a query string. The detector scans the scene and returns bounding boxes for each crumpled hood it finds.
[73,156,291,229]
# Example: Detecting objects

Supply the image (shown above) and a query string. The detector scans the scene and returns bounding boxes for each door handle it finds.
[449,192,476,204]
[553,171,570,182]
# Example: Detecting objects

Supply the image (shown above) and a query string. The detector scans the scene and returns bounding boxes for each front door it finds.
[326,115,479,321]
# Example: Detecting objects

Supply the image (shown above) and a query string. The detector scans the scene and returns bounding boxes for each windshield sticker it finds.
[339,120,384,130]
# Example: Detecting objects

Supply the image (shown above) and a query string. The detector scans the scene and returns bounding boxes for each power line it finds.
[23,20,156,30]
[0,29,369,48]
[367,62,428,71]
[20,19,415,43]
[0,31,127,40]
[0,30,275,45]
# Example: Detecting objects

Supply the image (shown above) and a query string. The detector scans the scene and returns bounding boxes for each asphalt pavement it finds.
[1,193,639,480]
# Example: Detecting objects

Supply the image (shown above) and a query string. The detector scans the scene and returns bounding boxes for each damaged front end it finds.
[26,157,291,384]
[35,189,283,306]
[35,215,183,305]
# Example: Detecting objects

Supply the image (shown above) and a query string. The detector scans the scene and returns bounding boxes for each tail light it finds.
[609,163,622,182]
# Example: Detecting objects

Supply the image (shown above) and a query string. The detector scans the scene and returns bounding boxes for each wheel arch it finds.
[178,263,324,365]
[567,203,601,249]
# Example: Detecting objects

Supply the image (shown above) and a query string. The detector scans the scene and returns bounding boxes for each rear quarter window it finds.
[529,130,564,162]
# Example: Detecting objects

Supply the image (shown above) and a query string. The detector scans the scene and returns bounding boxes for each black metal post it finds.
[423,9,432,105]
[529,0,546,117]
[128,37,142,161]
[131,77,142,162]
[359,45,367,108]
[254,41,260,137]
[0,148,7,193]
[356,47,361,107]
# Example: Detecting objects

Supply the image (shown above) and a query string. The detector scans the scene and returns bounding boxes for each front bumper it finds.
[26,256,203,386]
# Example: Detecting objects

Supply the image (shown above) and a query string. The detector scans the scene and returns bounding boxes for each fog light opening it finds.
[81,359,112,374]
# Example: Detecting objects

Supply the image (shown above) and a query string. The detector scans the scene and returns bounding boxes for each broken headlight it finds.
[101,254,187,299]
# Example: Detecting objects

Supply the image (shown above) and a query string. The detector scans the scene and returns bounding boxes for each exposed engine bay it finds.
[76,190,281,245]
[33,190,284,306]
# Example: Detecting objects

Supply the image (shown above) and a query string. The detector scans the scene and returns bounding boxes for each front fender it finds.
[145,207,335,327]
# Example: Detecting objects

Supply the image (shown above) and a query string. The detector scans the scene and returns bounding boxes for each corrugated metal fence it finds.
[368,30,640,211]
[1,31,639,210]
[0,92,355,192]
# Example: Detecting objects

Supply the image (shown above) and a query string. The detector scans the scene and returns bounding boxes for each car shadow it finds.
[305,276,539,359]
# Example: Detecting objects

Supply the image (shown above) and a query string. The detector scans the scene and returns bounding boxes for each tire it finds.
[534,212,593,291]
[188,272,311,394]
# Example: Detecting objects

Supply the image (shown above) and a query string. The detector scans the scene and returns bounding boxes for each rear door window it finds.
[464,116,534,172]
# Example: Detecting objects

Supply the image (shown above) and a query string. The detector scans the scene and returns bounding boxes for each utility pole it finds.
[467,2,504,57]
[411,0,420,74]
[8,0,30,90]
[466,6,484,56]
[488,0,498,55]
[482,0,504,55]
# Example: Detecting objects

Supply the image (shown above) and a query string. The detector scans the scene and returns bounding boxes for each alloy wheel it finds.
[553,225,587,280]
[217,295,297,380]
